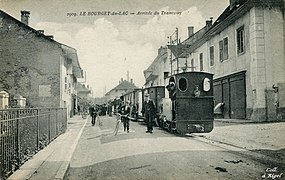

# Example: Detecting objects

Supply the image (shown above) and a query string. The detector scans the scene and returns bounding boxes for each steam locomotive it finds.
[120,71,214,135]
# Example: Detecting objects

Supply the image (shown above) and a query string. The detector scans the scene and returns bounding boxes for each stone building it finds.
[168,0,285,121]
[0,10,83,117]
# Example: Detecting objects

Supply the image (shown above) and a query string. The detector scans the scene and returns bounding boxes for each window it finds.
[178,78,187,92]
[64,77,67,90]
[219,37,229,62]
[237,26,245,54]
[190,59,195,71]
[209,46,214,66]
[203,78,211,92]
[219,40,223,61]
[223,38,228,59]
[199,53,203,71]
[164,72,169,79]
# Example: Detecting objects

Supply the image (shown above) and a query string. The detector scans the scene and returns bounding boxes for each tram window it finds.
[178,78,187,92]
[203,78,211,91]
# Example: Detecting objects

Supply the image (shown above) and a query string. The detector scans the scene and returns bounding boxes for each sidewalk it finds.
[8,115,87,180]
[7,116,285,179]
[201,119,285,150]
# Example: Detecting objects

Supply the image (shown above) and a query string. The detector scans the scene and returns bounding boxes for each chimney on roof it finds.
[230,0,246,10]
[158,46,164,55]
[46,35,54,40]
[21,10,30,26]
[188,26,194,37]
[206,18,213,30]
[130,78,133,84]
[36,30,44,37]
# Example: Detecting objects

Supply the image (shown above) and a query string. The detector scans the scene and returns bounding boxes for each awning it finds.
[61,45,83,78]
[167,44,191,58]
[145,74,158,85]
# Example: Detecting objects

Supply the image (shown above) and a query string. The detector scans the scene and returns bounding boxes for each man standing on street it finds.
[89,105,97,126]
[119,101,131,133]
[142,93,156,134]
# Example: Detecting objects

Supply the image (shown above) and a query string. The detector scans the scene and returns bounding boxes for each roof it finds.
[171,0,283,58]
[77,82,91,93]
[0,10,56,44]
[0,10,83,78]
[61,45,83,78]
[145,74,158,84]
[105,80,138,96]
[167,44,190,58]
[144,47,167,78]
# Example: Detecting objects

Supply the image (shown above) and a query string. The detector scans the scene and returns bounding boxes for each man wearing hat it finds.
[141,93,156,134]
[119,101,131,133]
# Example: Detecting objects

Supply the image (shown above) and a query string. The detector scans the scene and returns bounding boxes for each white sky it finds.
[1,0,229,97]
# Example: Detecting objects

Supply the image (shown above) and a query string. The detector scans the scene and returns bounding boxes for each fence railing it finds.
[0,108,67,179]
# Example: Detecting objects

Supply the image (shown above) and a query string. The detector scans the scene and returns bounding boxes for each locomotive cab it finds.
[162,71,214,134]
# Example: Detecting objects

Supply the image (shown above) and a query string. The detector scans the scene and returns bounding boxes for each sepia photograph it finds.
[0,0,285,179]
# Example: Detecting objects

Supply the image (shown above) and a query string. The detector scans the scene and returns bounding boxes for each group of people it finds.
[117,93,156,134]
[88,93,157,134]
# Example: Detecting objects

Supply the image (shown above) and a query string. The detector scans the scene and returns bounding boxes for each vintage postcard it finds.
[1,0,284,179]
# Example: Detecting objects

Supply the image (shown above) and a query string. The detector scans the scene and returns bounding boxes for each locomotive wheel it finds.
[167,123,171,132]
[170,122,177,134]
[175,129,186,137]
[158,119,163,129]
[163,121,169,131]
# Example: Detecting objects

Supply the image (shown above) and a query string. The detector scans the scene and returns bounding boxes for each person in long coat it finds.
[89,105,97,126]
[141,93,156,134]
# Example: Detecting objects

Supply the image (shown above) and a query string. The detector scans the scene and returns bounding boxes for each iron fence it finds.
[0,108,67,179]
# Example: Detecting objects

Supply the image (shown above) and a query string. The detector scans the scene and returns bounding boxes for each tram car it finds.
[120,88,143,121]
[159,71,214,134]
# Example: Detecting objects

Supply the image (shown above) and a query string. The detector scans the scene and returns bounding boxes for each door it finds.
[229,74,246,119]
[213,71,246,119]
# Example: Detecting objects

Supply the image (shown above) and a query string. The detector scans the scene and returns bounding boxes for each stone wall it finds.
[0,12,62,107]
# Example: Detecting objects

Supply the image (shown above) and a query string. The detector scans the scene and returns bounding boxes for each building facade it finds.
[143,46,170,88]
[77,82,93,112]
[168,0,285,121]
[0,10,83,117]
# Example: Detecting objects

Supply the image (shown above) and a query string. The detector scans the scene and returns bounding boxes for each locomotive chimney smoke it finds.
[21,10,30,26]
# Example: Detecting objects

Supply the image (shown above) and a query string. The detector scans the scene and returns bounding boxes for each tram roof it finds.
[168,71,214,77]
